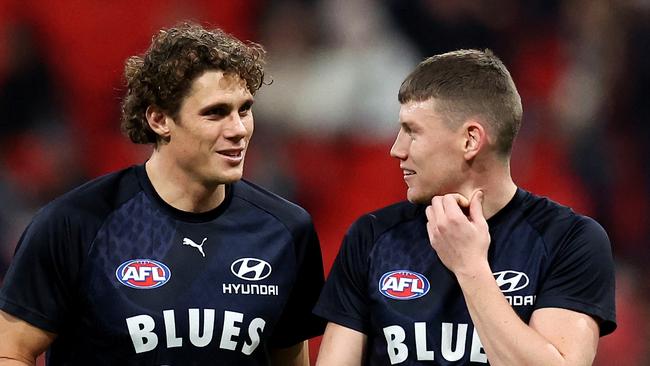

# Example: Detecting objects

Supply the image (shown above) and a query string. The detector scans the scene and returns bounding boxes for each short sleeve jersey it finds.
[0,165,326,365]
[314,188,616,365]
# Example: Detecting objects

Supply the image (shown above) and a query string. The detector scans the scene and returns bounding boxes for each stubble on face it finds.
[169,71,255,186]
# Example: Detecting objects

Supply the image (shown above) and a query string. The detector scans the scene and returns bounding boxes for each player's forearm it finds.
[456,264,567,366]
[0,348,38,366]
[270,340,310,366]
[316,323,366,366]
[0,357,35,366]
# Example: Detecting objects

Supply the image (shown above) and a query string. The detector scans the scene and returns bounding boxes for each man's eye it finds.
[239,103,253,116]
[207,107,229,117]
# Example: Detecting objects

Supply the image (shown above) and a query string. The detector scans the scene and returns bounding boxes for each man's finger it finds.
[431,196,445,223]
[425,205,435,223]
[425,206,441,248]
[446,193,470,208]
[442,194,466,218]
[469,190,486,223]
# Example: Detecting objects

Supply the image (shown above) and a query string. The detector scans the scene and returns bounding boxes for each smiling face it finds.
[163,70,255,185]
[390,99,465,204]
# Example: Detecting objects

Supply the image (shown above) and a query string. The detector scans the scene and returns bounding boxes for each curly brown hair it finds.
[121,22,267,144]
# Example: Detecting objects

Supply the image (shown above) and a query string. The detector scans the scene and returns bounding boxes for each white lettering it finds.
[525,295,535,305]
[122,267,141,281]
[189,308,215,347]
[381,277,424,293]
[470,328,487,362]
[380,322,489,364]
[121,266,167,282]
[152,267,166,281]
[242,318,266,355]
[411,278,424,293]
[220,311,243,351]
[396,278,410,292]
[441,322,467,362]
[126,315,158,354]
[222,283,279,296]
[414,322,434,360]
[125,309,270,355]
[163,310,182,348]
[504,295,536,306]
[384,325,408,364]
[382,277,398,291]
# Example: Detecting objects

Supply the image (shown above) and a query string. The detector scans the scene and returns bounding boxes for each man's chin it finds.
[406,190,432,204]
[208,170,243,185]
[220,165,245,182]
[221,174,243,184]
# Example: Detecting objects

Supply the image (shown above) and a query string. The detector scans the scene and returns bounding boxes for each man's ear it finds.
[146,105,172,140]
[463,120,487,160]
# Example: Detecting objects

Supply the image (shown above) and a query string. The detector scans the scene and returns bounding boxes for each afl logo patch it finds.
[379,270,430,300]
[116,259,171,289]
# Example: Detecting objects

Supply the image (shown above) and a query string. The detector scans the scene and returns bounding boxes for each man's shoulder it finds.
[518,189,606,242]
[367,200,422,224]
[232,179,313,228]
[521,190,586,224]
[349,200,423,240]
[39,165,141,222]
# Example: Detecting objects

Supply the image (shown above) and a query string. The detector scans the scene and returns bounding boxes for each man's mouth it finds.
[218,149,243,157]
[217,148,244,163]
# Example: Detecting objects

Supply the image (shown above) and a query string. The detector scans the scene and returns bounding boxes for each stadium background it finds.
[0,0,648,364]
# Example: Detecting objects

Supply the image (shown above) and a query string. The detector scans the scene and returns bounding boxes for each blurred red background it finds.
[1,0,648,364]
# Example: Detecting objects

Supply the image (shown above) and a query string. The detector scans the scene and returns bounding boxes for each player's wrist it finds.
[453,260,492,283]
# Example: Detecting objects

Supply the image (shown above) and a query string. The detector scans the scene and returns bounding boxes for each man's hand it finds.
[425,191,490,277]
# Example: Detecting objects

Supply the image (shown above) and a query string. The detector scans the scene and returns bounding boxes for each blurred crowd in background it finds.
[0,0,648,364]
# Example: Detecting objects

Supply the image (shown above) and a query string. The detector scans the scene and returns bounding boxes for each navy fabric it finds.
[314,188,616,365]
[0,165,325,365]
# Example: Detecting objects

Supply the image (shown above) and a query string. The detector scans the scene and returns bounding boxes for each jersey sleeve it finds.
[269,218,326,348]
[0,205,85,333]
[534,217,617,336]
[313,215,374,334]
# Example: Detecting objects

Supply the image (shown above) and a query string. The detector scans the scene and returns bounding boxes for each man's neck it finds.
[457,161,518,220]
[475,177,517,220]
[145,153,226,213]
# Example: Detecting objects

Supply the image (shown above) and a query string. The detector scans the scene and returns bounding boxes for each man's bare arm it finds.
[271,340,310,366]
[316,323,366,366]
[0,310,56,365]
[428,192,600,365]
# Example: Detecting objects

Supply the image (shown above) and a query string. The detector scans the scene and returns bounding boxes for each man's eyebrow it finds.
[199,102,231,115]
[400,120,414,128]
[240,98,255,108]
[199,96,255,114]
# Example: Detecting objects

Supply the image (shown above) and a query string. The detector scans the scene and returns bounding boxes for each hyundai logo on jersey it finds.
[116,259,171,289]
[379,270,430,300]
[493,270,529,293]
[231,258,272,281]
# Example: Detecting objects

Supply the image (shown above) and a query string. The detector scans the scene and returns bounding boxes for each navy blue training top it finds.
[314,188,616,365]
[0,164,326,365]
